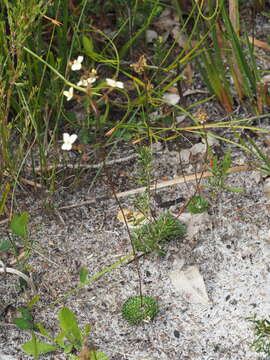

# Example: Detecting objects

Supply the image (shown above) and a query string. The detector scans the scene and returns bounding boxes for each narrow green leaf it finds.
[22,338,57,355]
[225,186,243,193]
[0,239,12,252]
[83,324,92,338]
[10,212,29,238]
[28,296,40,310]
[79,267,88,284]
[221,7,256,97]
[0,183,11,215]
[35,323,51,338]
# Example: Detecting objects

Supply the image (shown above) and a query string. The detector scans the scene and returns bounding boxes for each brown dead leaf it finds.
[248,36,270,51]
[117,209,145,228]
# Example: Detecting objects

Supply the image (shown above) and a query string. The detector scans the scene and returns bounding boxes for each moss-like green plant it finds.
[132,212,186,255]
[187,195,209,214]
[122,295,158,325]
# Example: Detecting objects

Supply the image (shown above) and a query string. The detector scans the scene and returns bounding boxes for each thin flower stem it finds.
[106,170,144,300]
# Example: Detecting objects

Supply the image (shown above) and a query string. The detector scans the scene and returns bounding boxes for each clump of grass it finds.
[132,212,186,255]
[122,295,158,325]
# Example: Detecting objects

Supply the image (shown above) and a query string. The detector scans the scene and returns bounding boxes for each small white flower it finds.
[106,78,124,89]
[162,93,180,105]
[61,133,78,151]
[71,56,84,71]
[77,77,97,87]
[63,87,74,101]
[77,69,97,87]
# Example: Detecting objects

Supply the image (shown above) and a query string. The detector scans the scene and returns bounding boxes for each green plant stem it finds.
[22,46,95,95]
[109,181,144,301]
[119,0,160,58]
[48,254,133,308]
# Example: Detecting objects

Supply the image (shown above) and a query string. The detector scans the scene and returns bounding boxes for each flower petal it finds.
[71,63,81,71]
[106,78,115,87]
[77,56,84,63]
[163,93,180,105]
[63,133,71,142]
[62,142,72,151]
[71,56,83,71]
[106,78,124,89]
[87,77,97,85]
[115,81,124,89]
[69,134,78,144]
[63,87,73,100]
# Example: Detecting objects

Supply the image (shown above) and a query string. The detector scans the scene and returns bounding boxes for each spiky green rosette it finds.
[132,212,187,255]
[122,296,158,325]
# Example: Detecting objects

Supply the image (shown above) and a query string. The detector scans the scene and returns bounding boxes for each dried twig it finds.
[116,165,250,198]
[3,171,43,188]
[0,260,36,293]
[0,218,10,225]
[58,165,251,210]
[27,154,138,173]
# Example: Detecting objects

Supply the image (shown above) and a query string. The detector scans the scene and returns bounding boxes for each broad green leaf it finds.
[79,267,88,284]
[55,331,65,347]
[0,239,12,252]
[20,307,32,321]
[10,212,29,238]
[14,318,33,330]
[64,344,74,353]
[82,36,93,54]
[58,307,82,343]
[22,338,57,355]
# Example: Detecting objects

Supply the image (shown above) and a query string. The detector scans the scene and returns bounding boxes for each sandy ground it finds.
[1,137,270,360]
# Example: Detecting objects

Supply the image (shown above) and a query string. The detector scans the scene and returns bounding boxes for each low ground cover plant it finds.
[122,295,159,325]
[132,211,187,255]
[14,303,109,359]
